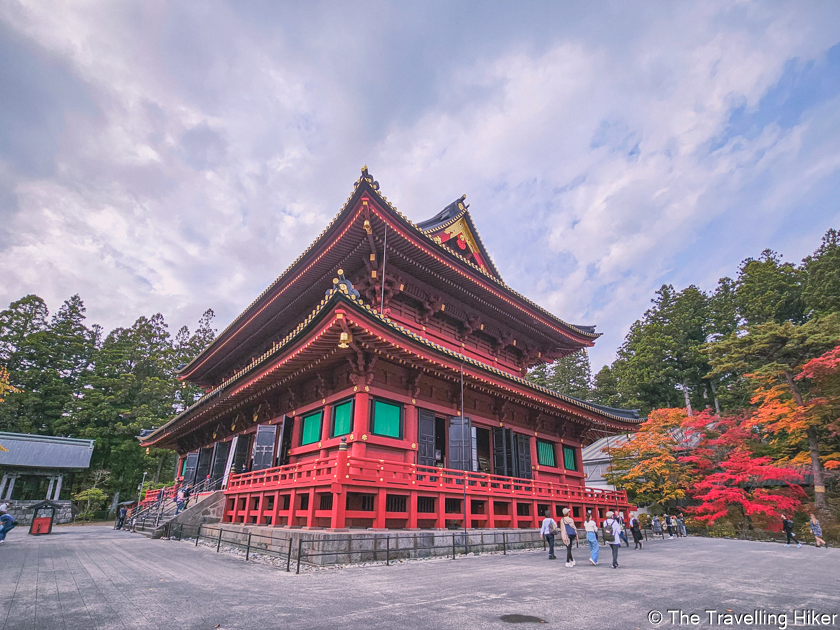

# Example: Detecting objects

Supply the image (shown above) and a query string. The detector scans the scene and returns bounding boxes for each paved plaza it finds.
[0,525,837,630]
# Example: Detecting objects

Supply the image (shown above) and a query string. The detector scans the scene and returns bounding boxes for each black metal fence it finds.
[165,523,657,574]
[168,522,297,571]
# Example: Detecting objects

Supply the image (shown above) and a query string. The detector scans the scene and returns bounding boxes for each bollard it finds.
[245,533,252,561]
[296,538,303,574]
[386,536,390,566]
[502,532,506,555]
[216,528,223,552]
[286,537,293,572]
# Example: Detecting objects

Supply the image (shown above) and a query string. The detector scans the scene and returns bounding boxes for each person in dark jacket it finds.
[116,506,127,529]
[781,514,801,548]
[629,512,644,549]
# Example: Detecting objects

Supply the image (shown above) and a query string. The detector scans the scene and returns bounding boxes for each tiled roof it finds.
[144,285,642,446]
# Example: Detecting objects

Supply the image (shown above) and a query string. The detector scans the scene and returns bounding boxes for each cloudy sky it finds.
[2,1,840,369]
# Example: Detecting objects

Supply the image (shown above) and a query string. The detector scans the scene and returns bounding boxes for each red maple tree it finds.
[679,411,805,531]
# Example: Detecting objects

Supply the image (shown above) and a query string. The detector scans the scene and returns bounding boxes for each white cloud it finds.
[1,1,839,372]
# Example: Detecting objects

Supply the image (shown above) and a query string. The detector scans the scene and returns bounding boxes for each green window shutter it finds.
[332,401,353,437]
[372,400,401,438]
[537,440,556,467]
[301,411,323,446]
[563,445,577,471]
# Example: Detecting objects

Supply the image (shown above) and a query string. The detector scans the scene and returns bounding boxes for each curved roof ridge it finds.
[179,167,599,379]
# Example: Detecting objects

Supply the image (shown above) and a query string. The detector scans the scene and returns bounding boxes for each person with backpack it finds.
[629,512,643,550]
[652,515,662,537]
[559,508,577,567]
[665,513,674,538]
[781,514,801,548]
[0,512,16,544]
[584,512,599,565]
[182,485,192,511]
[539,509,558,560]
[603,510,622,569]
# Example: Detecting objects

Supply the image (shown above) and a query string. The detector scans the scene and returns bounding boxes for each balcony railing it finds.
[225,453,627,505]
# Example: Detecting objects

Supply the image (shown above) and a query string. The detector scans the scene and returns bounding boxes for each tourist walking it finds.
[781,514,801,548]
[652,515,662,537]
[629,512,643,549]
[115,505,127,530]
[540,510,558,560]
[617,513,629,547]
[677,514,687,537]
[809,514,827,548]
[584,512,599,565]
[665,513,674,538]
[182,485,192,511]
[559,508,577,567]
[603,510,622,569]
[0,512,16,544]
[175,487,186,514]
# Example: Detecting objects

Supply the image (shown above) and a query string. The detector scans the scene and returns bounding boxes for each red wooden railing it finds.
[226,454,626,504]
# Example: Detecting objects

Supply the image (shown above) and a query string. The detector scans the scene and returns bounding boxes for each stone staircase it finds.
[132,489,225,539]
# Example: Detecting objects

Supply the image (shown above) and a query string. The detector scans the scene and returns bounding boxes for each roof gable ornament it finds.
[416,195,502,279]
[327,269,361,300]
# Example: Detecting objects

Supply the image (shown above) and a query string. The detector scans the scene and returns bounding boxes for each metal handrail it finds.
[129,477,215,531]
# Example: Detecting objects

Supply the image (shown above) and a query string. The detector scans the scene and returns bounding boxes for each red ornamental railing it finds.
[225,453,628,506]
[138,484,179,509]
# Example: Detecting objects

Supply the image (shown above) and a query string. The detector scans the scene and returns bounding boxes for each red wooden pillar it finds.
[290,414,302,456]
[257,492,266,524]
[352,392,370,458]
[403,402,418,463]
[374,487,387,529]
[330,440,349,529]
[287,488,297,527]
[305,487,316,527]
[436,492,447,529]
[320,403,333,459]
[487,496,496,529]
[272,490,282,527]
[408,490,418,529]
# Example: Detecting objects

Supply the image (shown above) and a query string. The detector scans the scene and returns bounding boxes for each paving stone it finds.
[0,525,837,630]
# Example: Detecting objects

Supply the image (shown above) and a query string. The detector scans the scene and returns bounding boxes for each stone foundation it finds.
[177,523,545,566]
[5,500,74,525]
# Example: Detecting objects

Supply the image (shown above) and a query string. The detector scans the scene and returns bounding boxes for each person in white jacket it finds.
[604,510,622,569]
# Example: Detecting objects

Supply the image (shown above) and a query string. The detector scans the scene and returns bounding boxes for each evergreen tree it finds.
[735,250,805,326]
[802,229,840,317]
[526,350,592,400]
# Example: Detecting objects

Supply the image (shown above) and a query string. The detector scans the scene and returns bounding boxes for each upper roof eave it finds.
[178,168,600,382]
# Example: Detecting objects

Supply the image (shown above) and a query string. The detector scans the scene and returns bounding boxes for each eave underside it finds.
[145,293,638,451]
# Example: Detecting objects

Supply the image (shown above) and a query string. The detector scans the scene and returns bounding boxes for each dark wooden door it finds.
[195,447,213,484]
[251,424,277,471]
[448,415,472,471]
[515,433,533,480]
[275,415,294,467]
[209,441,231,490]
[232,434,251,474]
[182,452,199,485]
[493,427,514,477]
[418,409,436,467]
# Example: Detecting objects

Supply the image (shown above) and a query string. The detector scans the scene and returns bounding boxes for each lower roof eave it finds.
[142,290,640,450]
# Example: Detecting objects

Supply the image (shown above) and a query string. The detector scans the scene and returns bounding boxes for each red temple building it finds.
[140,168,641,531]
